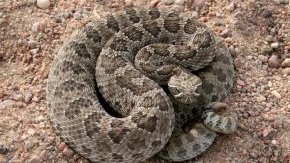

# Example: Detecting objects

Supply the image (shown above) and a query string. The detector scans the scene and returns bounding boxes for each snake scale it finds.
[46,7,238,162]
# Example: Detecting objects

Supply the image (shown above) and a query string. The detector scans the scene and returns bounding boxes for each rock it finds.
[271,90,281,99]
[271,42,279,49]
[194,0,207,8]
[124,0,133,6]
[274,0,288,4]
[282,68,290,75]
[150,0,160,7]
[24,92,33,103]
[10,92,23,101]
[28,155,42,163]
[265,35,274,42]
[192,11,199,18]
[161,0,174,5]
[0,145,9,154]
[37,0,50,9]
[261,44,272,55]
[234,57,243,69]
[261,9,272,18]
[281,58,290,67]
[226,3,235,12]
[237,79,246,86]
[0,100,15,109]
[258,55,269,64]
[58,142,66,151]
[174,0,184,5]
[40,150,48,160]
[257,95,266,102]
[221,28,232,38]
[268,55,280,68]
[63,147,75,157]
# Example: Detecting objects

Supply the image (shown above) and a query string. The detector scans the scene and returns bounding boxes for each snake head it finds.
[168,70,202,104]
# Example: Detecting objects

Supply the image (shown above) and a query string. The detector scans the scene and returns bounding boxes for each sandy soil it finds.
[0,0,289,162]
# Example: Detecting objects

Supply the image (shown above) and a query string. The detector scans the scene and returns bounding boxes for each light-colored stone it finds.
[261,44,272,55]
[37,0,50,9]
[271,90,281,99]
[270,42,279,49]
[281,58,290,67]
[226,3,235,12]
[0,100,15,109]
[282,68,290,75]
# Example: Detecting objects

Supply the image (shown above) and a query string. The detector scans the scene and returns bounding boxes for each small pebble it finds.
[265,35,274,42]
[24,92,33,103]
[271,42,279,49]
[271,140,277,145]
[28,155,42,163]
[150,0,160,7]
[234,57,243,69]
[162,0,174,5]
[261,9,272,18]
[282,68,290,75]
[0,145,9,154]
[257,95,266,102]
[221,28,232,38]
[174,0,184,5]
[281,58,290,67]
[268,55,280,68]
[63,147,75,157]
[37,0,50,9]
[226,3,235,12]
[271,90,281,99]
[194,0,207,8]
[261,44,272,55]
[0,100,15,109]
[124,0,133,6]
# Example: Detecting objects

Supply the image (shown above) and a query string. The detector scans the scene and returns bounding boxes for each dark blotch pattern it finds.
[142,20,161,38]
[155,93,169,111]
[65,98,92,119]
[62,61,86,75]
[217,70,227,82]
[132,113,157,133]
[123,26,143,41]
[192,143,201,151]
[173,49,197,60]
[108,128,130,143]
[184,19,198,34]
[151,140,161,148]
[202,80,214,94]
[112,153,123,160]
[70,41,91,59]
[110,120,124,128]
[125,8,140,23]
[107,15,120,32]
[100,55,127,74]
[164,12,180,33]
[116,76,156,96]
[226,118,233,130]
[197,31,212,49]
[132,153,143,159]
[84,26,102,43]
[84,112,102,139]
[126,135,146,150]
[153,44,170,57]
[56,80,86,95]
[110,37,128,51]
[148,8,160,19]
[177,149,187,158]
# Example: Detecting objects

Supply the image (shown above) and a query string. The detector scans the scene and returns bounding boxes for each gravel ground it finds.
[0,0,289,162]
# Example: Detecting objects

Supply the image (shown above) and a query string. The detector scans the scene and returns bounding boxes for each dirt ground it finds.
[0,0,289,162]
